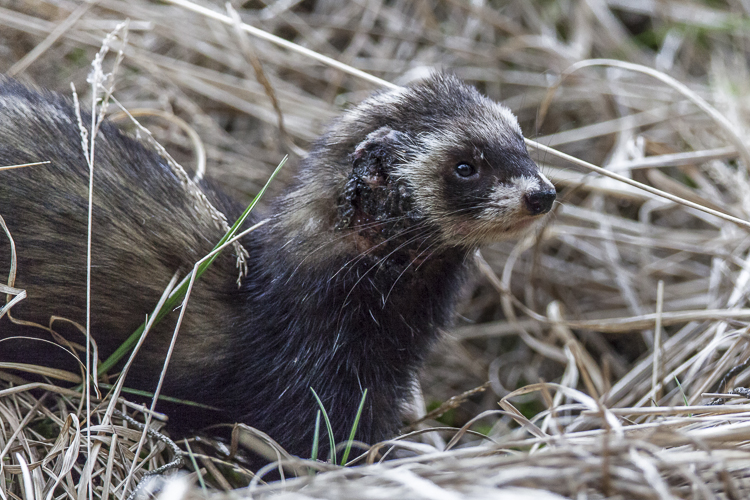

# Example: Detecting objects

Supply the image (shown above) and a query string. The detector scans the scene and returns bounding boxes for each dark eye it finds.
[455,163,477,178]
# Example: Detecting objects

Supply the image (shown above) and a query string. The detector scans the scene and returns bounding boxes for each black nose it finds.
[524,188,556,215]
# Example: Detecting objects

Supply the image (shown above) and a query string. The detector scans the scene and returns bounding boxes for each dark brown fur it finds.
[0,74,555,460]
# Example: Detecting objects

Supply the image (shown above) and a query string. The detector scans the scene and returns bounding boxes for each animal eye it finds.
[455,163,477,178]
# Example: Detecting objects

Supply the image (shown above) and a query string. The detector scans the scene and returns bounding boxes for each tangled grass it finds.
[4,0,750,498]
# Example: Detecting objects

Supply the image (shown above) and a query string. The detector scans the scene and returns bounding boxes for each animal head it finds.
[331,73,556,249]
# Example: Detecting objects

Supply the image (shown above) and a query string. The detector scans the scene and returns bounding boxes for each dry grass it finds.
[3,0,750,498]
[0,374,180,500]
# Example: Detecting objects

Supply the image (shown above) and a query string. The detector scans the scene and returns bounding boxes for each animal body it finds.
[0,74,555,460]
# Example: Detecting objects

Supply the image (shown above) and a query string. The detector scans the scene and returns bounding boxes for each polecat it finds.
[0,74,555,460]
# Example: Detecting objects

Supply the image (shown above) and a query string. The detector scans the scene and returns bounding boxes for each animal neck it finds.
[255,222,470,360]
[231,222,471,456]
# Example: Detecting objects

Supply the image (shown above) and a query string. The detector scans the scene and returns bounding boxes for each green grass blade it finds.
[202,155,287,270]
[311,410,321,461]
[97,156,287,376]
[310,387,336,464]
[675,375,688,406]
[675,376,691,416]
[183,439,206,493]
[340,388,367,466]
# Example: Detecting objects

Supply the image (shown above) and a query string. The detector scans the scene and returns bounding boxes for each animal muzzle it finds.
[523,188,556,215]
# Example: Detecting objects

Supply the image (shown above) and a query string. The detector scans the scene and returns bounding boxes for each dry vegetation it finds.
[3,0,750,498]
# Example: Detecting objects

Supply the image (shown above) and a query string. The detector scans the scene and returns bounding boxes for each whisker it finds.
[382,235,442,307]
[329,218,435,282]
[283,213,417,284]
[335,224,439,322]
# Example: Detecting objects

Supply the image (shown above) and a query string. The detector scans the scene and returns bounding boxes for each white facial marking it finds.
[512,175,542,193]
[489,183,518,203]
[483,176,540,218]
[538,171,554,190]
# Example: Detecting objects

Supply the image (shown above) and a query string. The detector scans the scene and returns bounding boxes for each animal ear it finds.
[349,126,407,185]
[336,127,407,230]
